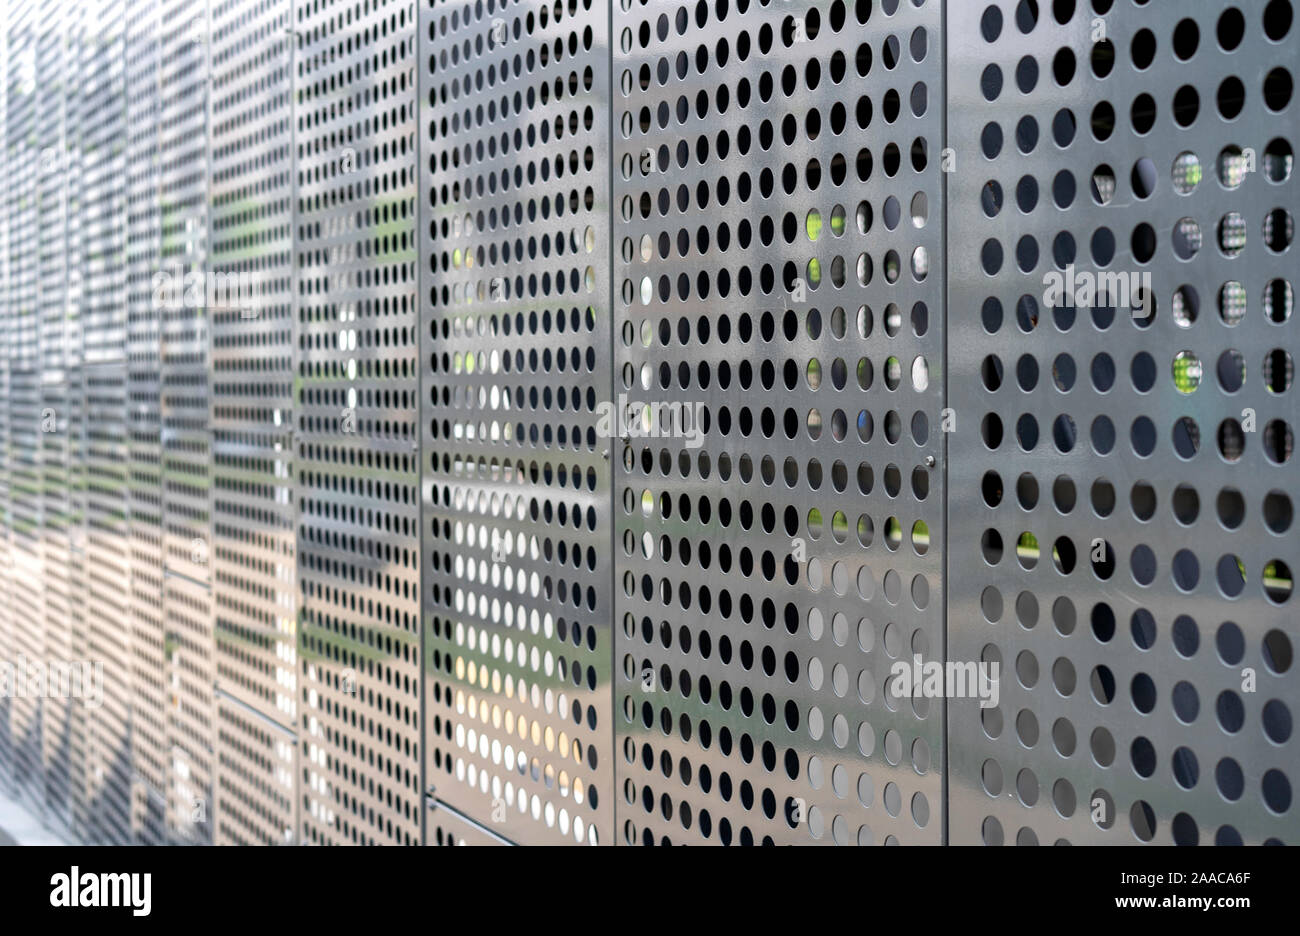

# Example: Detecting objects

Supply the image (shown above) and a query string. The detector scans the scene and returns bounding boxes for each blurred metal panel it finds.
[208,0,298,845]
[163,573,214,842]
[3,0,48,809]
[214,690,296,845]
[36,0,82,831]
[946,0,1298,845]
[61,0,93,842]
[293,0,423,847]
[0,0,12,794]
[612,0,947,844]
[418,0,615,847]
[158,0,214,845]
[80,0,134,846]
[124,0,170,847]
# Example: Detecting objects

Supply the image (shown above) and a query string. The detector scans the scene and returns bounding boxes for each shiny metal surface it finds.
[418,0,615,847]
[946,0,1297,845]
[293,0,423,846]
[214,690,296,845]
[81,0,133,846]
[159,0,214,845]
[0,0,11,804]
[0,0,1292,847]
[209,0,298,846]
[125,0,170,846]
[612,0,947,845]
[37,0,81,830]
[4,0,51,815]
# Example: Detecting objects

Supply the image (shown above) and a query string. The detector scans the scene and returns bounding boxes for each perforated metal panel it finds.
[293,0,423,847]
[418,0,615,847]
[946,0,1298,846]
[4,0,49,810]
[0,0,10,796]
[214,693,296,844]
[612,0,947,845]
[36,0,83,831]
[0,0,1294,849]
[124,0,171,846]
[80,0,134,846]
[209,0,298,846]
[159,0,215,845]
